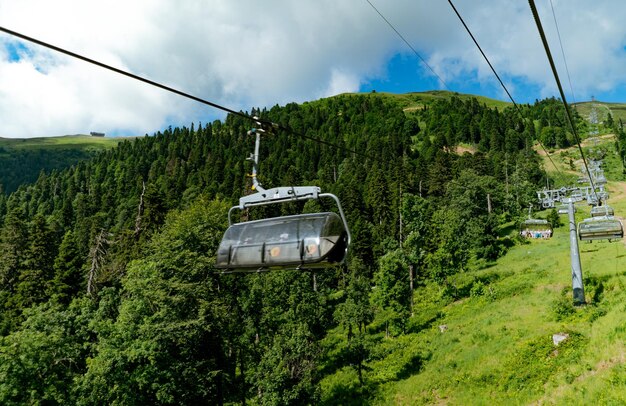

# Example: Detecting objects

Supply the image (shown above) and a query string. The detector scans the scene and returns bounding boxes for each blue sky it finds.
[4,41,28,62]
[1,0,626,137]
[359,53,547,104]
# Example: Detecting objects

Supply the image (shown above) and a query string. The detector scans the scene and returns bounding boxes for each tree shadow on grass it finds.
[320,351,428,406]
[320,330,431,406]
[396,352,428,380]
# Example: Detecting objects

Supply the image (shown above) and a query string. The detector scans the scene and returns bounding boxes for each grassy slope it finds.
[0,135,122,193]
[573,101,626,125]
[537,132,624,187]
[320,136,626,405]
[337,90,512,113]
[0,134,121,151]
[395,90,513,111]
[380,229,626,404]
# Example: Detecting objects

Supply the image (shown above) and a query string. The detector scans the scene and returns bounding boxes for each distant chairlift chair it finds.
[590,205,614,217]
[557,204,576,215]
[520,204,552,239]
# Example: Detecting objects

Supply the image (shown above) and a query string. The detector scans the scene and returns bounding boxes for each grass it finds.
[0,134,122,151]
[348,228,626,405]
[573,101,626,125]
[538,133,625,187]
[320,136,626,405]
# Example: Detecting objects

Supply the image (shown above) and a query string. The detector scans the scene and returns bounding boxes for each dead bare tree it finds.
[134,180,146,238]
[87,229,111,298]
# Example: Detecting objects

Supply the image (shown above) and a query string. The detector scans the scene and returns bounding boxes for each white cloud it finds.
[322,69,362,97]
[0,0,626,137]
[413,0,626,101]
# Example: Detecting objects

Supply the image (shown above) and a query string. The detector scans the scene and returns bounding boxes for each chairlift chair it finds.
[590,205,614,217]
[519,204,552,238]
[216,212,348,270]
[586,188,608,205]
[215,124,351,272]
[571,190,584,201]
[594,175,607,185]
[521,218,551,228]
[578,216,623,242]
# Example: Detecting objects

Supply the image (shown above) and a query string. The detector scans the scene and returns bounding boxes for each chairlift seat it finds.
[216,212,348,271]
[578,216,623,241]
[520,218,552,238]
[521,218,550,229]
[590,205,614,217]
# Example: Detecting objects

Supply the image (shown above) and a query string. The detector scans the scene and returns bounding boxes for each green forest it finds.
[0,93,624,405]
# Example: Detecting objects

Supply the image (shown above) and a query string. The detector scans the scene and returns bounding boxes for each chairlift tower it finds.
[536,188,584,304]
[563,197,585,305]
[540,183,618,305]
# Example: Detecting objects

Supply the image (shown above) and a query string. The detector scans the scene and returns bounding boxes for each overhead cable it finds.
[527,0,599,202]
[446,0,518,109]
[549,0,577,104]
[446,0,564,181]
[0,25,370,159]
[365,0,451,91]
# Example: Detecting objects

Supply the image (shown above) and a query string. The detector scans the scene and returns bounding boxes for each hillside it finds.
[371,222,626,404]
[341,90,513,115]
[371,137,626,404]
[314,135,626,405]
[0,93,625,404]
[0,91,508,195]
[0,134,121,194]
[3,92,621,196]
[573,100,626,127]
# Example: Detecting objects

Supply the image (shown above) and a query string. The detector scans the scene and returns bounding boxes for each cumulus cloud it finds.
[0,0,625,137]
[411,0,626,102]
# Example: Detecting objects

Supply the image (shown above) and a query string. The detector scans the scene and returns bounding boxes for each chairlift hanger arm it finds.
[238,186,320,209]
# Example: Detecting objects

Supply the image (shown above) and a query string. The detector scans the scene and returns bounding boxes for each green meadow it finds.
[0,134,121,151]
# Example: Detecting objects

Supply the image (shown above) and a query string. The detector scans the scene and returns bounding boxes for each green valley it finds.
[0,134,121,194]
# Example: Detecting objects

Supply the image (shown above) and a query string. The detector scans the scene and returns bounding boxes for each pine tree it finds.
[0,207,28,291]
[14,215,57,309]
[49,230,84,304]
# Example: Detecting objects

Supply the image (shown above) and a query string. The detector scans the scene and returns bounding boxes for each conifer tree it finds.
[14,215,57,308]
[49,230,84,304]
